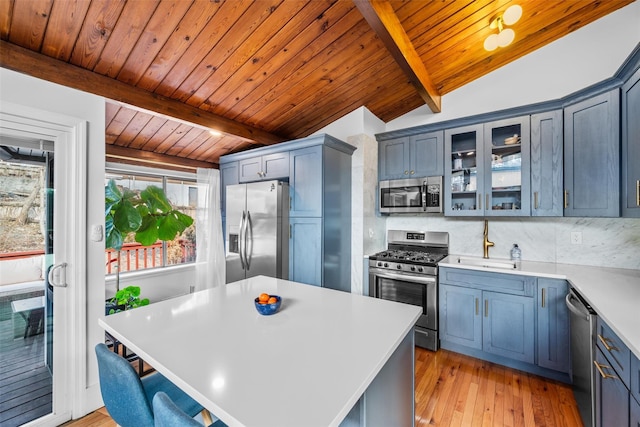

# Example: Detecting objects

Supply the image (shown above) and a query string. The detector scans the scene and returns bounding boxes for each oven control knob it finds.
[418,267,423,272]
[410,266,416,272]
[396,264,402,270]
[377,262,382,267]
[384,263,389,268]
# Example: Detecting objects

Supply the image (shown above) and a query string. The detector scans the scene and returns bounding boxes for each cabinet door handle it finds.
[289,224,292,239]
[636,180,639,206]
[564,190,569,208]
[593,360,618,380]
[541,288,546,308]
[484,299,488,317]
[478,194,482,210]
[597,334,618,352]
[534,191,539,210]
[486,194,489,210]
[475,298,479,316]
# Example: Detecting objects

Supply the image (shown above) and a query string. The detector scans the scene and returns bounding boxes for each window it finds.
[105,167,197,275]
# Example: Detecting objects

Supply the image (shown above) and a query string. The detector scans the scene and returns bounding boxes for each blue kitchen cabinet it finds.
[483,291,535,363]
[445,116,530,217]
[563,89,620,217]
[439,283,482,350]
[378,131,443,180]
[220,161,239,218]
[594,346,629,427]
[622,67,640,218]
[632,353,640,412]
[632,393,640,427]
[289,145,322,217]
[530,110,563,216]
[238,152,289,183]
[288,218,322,287]
[536,279,570,373]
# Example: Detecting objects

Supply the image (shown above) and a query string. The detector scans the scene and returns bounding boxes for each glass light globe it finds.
[497,29,515,47]
[484,34,499,51]
[503,5,523,26]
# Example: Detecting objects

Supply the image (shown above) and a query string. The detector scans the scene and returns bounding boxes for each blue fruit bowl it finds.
[254,295,282,315]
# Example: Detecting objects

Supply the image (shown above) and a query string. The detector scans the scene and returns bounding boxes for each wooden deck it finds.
[0,304,52,426]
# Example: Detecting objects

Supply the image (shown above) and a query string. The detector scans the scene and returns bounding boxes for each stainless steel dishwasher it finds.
[566,287,597,427]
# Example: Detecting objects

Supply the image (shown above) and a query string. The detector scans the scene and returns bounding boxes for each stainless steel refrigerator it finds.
[225,180,289,283]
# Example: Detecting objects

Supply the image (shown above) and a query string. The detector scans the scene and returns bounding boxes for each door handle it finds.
[594,360,618,380]
[484,299,488,317]
[534,191,539,210]
[239,211,246,269]
[478,194,482,210]
[564,190,569,208]
[486,194,489,210]
[597,334,618,352]
[636,180,639,206]
[245,211,252,270]
[475,298,479,316]
[541,288,546,308]
[48,262,68,287]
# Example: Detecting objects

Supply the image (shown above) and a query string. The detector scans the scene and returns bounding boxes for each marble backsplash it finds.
[385,216,640,270]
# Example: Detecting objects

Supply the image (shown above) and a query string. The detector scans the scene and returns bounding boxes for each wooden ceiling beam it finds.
[0,40,286,146]
[106,144,217,172]
[354,0,441,113]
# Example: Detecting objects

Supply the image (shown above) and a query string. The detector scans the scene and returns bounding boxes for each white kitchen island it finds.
[98,276,421,427]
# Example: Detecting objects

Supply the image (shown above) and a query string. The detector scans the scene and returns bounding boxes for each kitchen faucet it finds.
[483,219,494,259]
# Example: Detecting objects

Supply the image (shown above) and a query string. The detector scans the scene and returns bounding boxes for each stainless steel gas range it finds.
[368,230,449,351]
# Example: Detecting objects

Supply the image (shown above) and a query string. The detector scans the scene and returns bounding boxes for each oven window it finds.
[376,277,426,314]
[381,186,422,208]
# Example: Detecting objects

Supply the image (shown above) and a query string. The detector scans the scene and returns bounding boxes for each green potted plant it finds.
[104,179,194,313]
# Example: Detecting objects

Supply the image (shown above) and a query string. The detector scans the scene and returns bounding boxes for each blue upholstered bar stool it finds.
[153,392,227,427]
[95,343,212,427]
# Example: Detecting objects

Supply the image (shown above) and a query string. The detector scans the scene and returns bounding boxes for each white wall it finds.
[0,68,106,415]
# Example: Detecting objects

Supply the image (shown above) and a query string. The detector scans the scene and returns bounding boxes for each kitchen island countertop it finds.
[99,275,421,427]
[439,255,640,360]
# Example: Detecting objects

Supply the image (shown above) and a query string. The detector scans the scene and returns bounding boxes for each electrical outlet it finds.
[571,231,582,245]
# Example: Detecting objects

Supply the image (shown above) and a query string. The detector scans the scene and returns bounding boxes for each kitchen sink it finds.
[456,256,517,270]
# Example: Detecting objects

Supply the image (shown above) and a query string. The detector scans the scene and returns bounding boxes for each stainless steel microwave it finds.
[379,176,443,214]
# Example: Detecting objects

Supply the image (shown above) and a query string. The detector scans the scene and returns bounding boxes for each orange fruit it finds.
[267,296,277,304]
[258,293,270,303]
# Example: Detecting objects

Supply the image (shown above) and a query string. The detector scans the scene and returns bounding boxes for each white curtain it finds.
[195,168,225,290]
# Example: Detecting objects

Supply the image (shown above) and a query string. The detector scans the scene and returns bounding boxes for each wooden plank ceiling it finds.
[0,0,632,167]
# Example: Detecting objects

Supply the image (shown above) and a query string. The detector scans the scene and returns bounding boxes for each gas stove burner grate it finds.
[369,250,446,266]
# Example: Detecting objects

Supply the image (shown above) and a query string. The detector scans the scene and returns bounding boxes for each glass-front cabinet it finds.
[445,116,530,216]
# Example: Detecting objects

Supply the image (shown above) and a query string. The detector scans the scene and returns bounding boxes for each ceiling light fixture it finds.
[209,130,222,137]
[484,5,522,52]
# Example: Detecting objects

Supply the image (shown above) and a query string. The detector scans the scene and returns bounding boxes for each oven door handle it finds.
[371,270,436,285]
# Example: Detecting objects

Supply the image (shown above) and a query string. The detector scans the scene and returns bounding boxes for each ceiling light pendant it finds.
[484,4,521,51]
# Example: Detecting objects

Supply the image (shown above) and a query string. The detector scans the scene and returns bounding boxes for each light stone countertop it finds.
[439,255,640,359]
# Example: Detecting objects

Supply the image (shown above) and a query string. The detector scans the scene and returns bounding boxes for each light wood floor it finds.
[64,347,584,427]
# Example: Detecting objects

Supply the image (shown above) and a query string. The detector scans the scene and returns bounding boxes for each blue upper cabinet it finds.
[378,131,443,180]
[239,152,290,183]
[445,116,530,216]
[289,145,322,217]
[530,110,564,217]
[220,161,239,218]
[621,67,640,218]
[564,89,620,217]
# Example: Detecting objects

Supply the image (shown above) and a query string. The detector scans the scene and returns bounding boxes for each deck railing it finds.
[1,241,195,276]
[105,241,196,274]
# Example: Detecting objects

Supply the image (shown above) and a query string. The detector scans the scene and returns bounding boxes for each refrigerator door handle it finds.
[239,211,246,270]
[245,211,253,270]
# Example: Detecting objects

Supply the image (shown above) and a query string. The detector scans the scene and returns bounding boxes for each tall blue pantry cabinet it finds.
[219,134,355,292]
